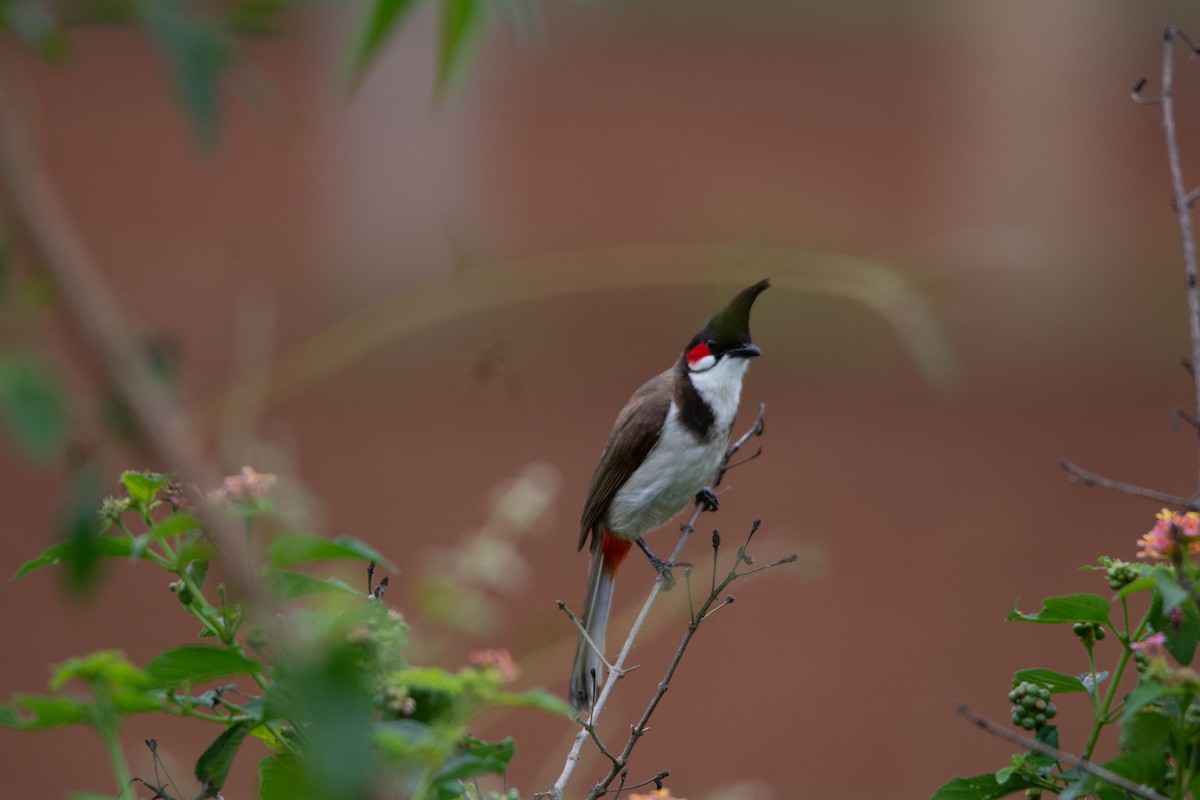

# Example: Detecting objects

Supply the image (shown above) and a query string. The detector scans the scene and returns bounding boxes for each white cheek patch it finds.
[687,354,716,372]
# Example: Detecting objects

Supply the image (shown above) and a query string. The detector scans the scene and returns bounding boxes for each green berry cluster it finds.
[1105,560,1140,590]
[1072,622,1106,644]
[1009,682,1057,730]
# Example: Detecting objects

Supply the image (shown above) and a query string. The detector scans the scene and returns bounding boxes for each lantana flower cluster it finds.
[1136,508,1200,560]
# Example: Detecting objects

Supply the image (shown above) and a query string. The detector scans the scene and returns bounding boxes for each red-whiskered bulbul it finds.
[569,279,769,712]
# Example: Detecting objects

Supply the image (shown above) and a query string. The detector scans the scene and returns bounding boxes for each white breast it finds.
[605,356,751,537]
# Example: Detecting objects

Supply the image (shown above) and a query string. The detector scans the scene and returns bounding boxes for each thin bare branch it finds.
[1173,406,1200,432]
[0,76,260,608]
[1160,24,1200,490]
[955,704,1170,800]
[1131,76,1162,105]
[580,519,794,800]
[1060,459,1198,510]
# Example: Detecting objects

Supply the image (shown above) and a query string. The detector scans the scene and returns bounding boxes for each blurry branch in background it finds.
[954,704,1170,800]
[1061,24,1200,508]
[197,247,960,439]
[0,74,261,607]
[543,405,796,800]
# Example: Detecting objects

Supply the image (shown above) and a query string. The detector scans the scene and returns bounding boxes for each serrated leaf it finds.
[259,753,313,800]
[194,719,253,790]
[435,0,485,100]
[350,0,421,82]
[268,570,362,602]
[1154,568,1190,612]
[1119,574,1156,597]
[0,353,67,461]
[149,512,200,540]
[0,694,92,729]
[431,735,514,783]
[491,688,572,717]
[120,470,169,508]
[1006,594,1111,625]
[1060,748,1170,800]
[50,650,147,691]
[13,536,147,580]
[1011,668,1088,694]
[145,646,259,690]
[268,533,395,570]
[1148,591,1200,666]
[930,773,1032,800]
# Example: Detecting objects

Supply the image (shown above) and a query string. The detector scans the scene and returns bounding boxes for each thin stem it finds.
[1082,603,1151,761]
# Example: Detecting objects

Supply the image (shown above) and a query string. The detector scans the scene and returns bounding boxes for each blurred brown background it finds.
[5,1,1200,798]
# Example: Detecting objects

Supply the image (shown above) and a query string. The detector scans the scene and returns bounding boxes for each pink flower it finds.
[208,466,277,506]
[1138,510,1181,560]
[1132,631,1168,658]
[1183,513,1200,537]
[469,648,519,682]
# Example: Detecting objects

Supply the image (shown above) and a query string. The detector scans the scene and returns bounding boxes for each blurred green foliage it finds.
[2,470,567,799]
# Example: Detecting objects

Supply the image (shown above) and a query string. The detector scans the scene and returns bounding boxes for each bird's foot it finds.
[636,536,687,587]
[696,487,720,512]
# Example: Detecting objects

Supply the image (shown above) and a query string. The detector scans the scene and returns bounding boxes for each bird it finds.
[569,279,769,713]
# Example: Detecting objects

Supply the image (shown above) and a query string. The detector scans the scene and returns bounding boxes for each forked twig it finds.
[1060,459,1198,510]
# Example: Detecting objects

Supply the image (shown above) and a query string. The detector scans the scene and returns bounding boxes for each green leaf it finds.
[144,646,259,690]
[930,773,1032,800]
[491,688,572,717]
[0,353,67,461]
[1118,574,1156,597]
[1153,568,1190,612]
[268,570,362,602]
[50,651,147,691]
[1148,590,1200,666]
[59,463,108,594]
[135,0,229,145]
[350,0,421,82]
[0,694,91,729]
[434,0,485,100]
[431,735,514,784]
[194,719,254,791]
[269,533,395,571]
[259,753,314,800]
[13,535,147,580]
[120,470,170,508]
[149,512,200,540]
[1006,594,1111,626]
[1060,750,1168,800]
[1011,668,1088,694]
[1,0,68,60]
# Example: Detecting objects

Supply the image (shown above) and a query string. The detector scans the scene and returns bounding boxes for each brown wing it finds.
[578,369,674,550]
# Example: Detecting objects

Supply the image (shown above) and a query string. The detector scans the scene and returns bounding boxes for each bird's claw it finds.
[696,487,720,512]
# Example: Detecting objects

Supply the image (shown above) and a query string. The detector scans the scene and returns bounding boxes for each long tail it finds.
[569,532,632,713]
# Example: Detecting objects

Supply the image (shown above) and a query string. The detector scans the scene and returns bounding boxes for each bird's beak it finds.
[728,343,762,358]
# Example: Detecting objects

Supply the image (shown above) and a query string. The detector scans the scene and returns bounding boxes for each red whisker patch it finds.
[686,342,712,366]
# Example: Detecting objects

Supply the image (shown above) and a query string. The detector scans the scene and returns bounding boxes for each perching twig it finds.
[955,704,1170,800]
[543,405,770,799]
[1060,459,1198,510]
[579,519,795,800]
